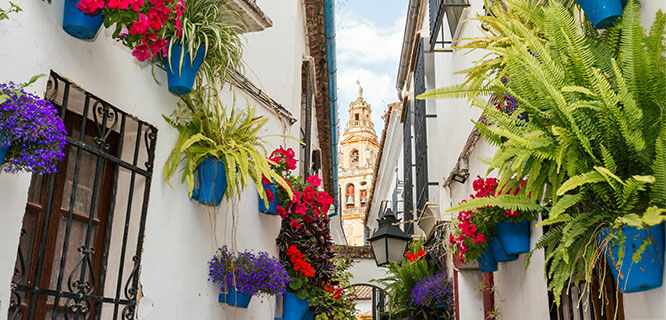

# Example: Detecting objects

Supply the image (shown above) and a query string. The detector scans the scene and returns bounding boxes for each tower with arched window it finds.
[338,83,380,246]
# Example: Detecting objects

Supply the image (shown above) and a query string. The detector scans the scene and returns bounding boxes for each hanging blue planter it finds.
[191,158,227,206]
[575,0,623,29]
[434,302,448,309]
[0,135,10,165]
[281,292,309,320]
[164,41,206,95]
[218,292,227,303]
[496,219,531,255]
[477,245,498,273]
[599,223,664,293]
[225,288,253,308]
[488,236,518,262]
[62,0,104,40]
[301,310,314,320]
[259,180,281,215]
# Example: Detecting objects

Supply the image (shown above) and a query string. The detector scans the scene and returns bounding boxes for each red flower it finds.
[406,253,418,262]
[147,10,164,31]
[266,189,275,202]
[417,249,426,258]
[107,0,130,10]
[129,0,144,11]
[277,206,288,218]
[129,14,150,35]
[302,187,316,204]
[290,219,302,230]
[77,0,104,14]
[149,37,167,57]
[131,42,151,61]
[294,203,307,216]
[306,174,322,187]
[261,175,271,185]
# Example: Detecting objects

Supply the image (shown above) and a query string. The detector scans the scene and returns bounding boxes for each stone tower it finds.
[339,84,380,246]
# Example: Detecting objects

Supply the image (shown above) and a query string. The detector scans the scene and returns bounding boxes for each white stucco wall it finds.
[0,0,313,319]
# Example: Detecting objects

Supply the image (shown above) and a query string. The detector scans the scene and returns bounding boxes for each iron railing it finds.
[9,71,157,320]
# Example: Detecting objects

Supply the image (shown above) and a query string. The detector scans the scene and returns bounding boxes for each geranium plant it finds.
[0,80,67,174]
[208,246,289,297]
[77,0,185,61]
[308,256,358,320]
[410,272,454,308]
[449,177,536,264]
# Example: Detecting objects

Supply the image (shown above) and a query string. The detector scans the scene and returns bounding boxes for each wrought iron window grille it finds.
[10,71,157,320]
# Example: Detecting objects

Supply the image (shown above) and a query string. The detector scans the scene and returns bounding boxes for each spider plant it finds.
[169,0,244,85]
[163,87,290,201]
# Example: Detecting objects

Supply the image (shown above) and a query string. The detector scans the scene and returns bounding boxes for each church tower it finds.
[339,84,380,246]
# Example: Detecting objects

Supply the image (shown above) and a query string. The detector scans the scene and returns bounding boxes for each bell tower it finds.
[338,82,380,246]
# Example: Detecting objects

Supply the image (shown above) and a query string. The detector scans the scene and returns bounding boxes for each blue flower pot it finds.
[575,0,623,29]
[477,245,498,273]
[225,288,253,308]
[599,223,664,293]
[164,41,206,95]
[488,236,518,262]
[62,0,104,39]
[281,292,309,320]
[191,158,227,206]
[301,310,314,320]
[0,136,10,165]
[496,219,531,255]
[218,292,227,303]
[259,181,280,215]
[435,302,448,308]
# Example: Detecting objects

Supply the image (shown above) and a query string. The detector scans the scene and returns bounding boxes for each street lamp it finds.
[369,208,412,267]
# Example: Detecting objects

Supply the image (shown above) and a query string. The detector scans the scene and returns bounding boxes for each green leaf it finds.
[642,206,666,226]
[557,170,605,195]
[614,214,643,228]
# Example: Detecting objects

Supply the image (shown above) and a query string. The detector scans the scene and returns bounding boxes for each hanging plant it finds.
[0,79,66,174]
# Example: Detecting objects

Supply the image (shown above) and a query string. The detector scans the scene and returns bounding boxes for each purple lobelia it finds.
[0,82,66,174]
[208,246,289,296]
[410,272,454,307]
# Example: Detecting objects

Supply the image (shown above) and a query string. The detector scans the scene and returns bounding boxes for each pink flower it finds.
[77,0,104,15]
[129,0,144,11]
[302,187,316,203]
[292,190,301,203]
[277,206,288,218]
[306,174,322,187]
[150,37,168,57]
[129,14,150,35]
[294,203,308,216]
[174,17,182,37]
[131,43,151,61]
[107,0,129,10]
[147,10,164,31]
[118,25,129,39]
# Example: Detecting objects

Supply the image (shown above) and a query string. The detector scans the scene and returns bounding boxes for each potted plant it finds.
[273,162,336,319]
[0,78,67,173]
[63,0,105,39]
[410,272,454,309]
[100,0,242,95]
[575,0,623,29]
[208,246,289,308]
[260,146,298,215]
[420,0,666,304]
[306,256,357,320]
[164,88,290,206]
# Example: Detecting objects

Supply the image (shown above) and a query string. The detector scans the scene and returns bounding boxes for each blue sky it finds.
[335,0,407,133]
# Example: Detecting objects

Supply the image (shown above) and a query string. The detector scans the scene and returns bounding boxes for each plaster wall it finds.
[0,1,312,319]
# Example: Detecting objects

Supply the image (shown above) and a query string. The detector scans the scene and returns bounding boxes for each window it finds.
[355,113,359,121]
[351,149,359,166]
[345,184,355,208]
[428,0,470,51]
[360,190,368,206]
[9,72,157,320]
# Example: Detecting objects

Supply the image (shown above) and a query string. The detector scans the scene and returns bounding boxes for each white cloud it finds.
[336,11,404,65]
[337,68,397,131]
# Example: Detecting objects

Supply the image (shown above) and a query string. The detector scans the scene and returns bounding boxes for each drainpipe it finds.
[324,0,339,217]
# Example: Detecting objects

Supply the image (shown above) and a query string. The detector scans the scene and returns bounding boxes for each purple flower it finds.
[410,272,454,307]
[0,82,66,174]
[208,246,289,296]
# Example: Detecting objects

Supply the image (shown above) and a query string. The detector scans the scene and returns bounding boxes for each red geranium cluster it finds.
[276,174,334,225]
[406,249,426,262]
[269,146,297,172]
[287,245,315,278]
[449,177,529,263]
[78,0,185,62]
[324,282,343,300]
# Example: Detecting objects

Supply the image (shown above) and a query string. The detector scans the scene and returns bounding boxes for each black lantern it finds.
[369,208,412,267]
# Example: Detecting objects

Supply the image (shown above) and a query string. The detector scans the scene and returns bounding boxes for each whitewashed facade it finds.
[368,0,666,319]
[0,0,337,319]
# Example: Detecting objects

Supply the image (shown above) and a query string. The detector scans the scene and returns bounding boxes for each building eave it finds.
[224,0,273,33]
